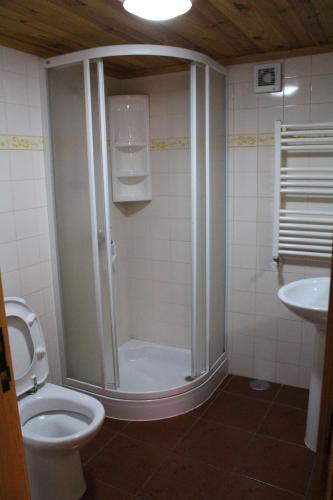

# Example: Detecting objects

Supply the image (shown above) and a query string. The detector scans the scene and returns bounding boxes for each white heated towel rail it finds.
[273,121,333,261]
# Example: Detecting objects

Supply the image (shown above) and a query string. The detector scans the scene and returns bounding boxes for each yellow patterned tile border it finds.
[150,137,190,151]
[258,133,274,147]
[0,133,274,152]
[0,134,44,150]
[229,133,274,148]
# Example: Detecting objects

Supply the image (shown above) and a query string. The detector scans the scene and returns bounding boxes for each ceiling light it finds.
[123,0,192,21]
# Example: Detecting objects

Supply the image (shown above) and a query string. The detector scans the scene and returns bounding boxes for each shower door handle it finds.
[97,228,105,248]
[111,239,117,264]
[97,228,116,263]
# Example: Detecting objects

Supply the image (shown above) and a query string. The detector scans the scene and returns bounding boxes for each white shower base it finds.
[118,339,192,393]
[65,340,227,421]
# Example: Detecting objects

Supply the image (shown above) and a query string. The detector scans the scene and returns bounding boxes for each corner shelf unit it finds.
[108,95,152,202]
[273,121,333,261]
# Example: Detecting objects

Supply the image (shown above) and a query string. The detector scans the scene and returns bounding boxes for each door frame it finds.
[0,274,30,499]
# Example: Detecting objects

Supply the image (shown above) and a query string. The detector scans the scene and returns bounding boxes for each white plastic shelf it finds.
[108,95,152,202]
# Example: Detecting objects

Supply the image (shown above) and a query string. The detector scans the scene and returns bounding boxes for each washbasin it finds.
[278,277,329,324]
[278,276,330,452]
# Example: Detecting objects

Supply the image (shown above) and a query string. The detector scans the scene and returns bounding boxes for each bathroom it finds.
[1,1,333,499]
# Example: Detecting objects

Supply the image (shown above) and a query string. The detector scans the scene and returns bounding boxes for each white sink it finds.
[278,277,330,452]
[278,277,329,324]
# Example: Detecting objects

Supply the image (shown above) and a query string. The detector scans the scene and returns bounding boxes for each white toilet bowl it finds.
[5,297,105,500]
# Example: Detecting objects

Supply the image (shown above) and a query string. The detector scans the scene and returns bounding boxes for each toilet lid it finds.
[5,297,49,397]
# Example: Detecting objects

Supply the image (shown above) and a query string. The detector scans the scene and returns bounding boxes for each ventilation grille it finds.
[254,63,282,93]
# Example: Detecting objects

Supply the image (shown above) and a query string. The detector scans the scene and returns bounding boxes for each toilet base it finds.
[25,447,86,500]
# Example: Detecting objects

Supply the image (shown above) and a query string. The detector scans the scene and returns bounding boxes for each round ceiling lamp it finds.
[123,0,192,21]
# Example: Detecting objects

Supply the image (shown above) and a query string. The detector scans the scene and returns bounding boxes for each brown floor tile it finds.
[305,467,318,500]
[82,471,134,499]
[122,414,196,450]
[238,435,314,495]
[223,375,281,401]
[138,453,231,499]
[220,474,304,500]
[81,418,124,464]
[186,396,216,418]
[86,434,168,495]
[258,403,307,446]
[185,376,233,418]
[216,374,233,392]
[202,391,270,432]
[103,417,129,433]
[175,418,252,471]
[276,386,309,410]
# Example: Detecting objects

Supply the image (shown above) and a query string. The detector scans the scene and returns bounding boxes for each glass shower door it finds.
[190,64,227,378]
[48,60,118,389]
[207,67,227,367]
[191,63,207,378]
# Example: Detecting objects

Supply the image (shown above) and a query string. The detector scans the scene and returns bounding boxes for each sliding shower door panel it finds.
[208,68,227,366]
[191,63,207,378]
[49,64,103,386]
[90,60,119,388]
[48,61,119,389]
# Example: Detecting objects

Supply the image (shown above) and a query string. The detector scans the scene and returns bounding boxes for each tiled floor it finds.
[81,375,315,499]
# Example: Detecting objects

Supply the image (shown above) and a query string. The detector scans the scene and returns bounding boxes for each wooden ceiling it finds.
[1,0,333,78]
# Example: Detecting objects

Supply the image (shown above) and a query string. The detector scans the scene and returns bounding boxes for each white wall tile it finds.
[12,180,35,210]
[258,106,283,133]
[284,56,311,78]
[234,82,258,109]
[0,212,15,243]
[234,197,257,221]
[311,74,333,104]
[232,312,255,336]
[2,269,21,295]
[227,53,333,388]
[234,147,257,172]
[284,77,311,105]
[6,103,30,134]
[234,172,257,197]
[0,182,13,212]
[0,102,7,133]
[0,151,11,181]
[234,108,258,134]
[311,52,333,75]
[254,337,276,362]
[284,104,310,123]
[276,363,299,386]
[277,341,300,365]
[0,241,18,272]
[0,46,60,383]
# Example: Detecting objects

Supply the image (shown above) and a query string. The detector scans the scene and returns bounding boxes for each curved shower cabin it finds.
[43,45,227,420]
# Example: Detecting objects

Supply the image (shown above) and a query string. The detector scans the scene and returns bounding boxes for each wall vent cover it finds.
[254,63,282,93]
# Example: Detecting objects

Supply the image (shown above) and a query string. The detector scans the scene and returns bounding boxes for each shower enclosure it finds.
[42,46,227,420]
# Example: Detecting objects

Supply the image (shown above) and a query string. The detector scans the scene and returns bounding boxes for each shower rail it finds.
[273,121,333,262]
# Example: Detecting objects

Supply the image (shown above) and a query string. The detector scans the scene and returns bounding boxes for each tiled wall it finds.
[0,46,61,382]
[227,52,333,388]
[108,72,192,349]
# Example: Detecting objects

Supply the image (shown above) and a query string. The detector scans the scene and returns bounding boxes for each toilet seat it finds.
[19,383,105,451]
[5,297,48,396]
[5,296,105,500]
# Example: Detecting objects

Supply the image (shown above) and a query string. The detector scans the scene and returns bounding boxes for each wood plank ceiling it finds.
[0,0,333,77]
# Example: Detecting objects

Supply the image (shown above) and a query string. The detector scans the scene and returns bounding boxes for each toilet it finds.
[5,297,105,500]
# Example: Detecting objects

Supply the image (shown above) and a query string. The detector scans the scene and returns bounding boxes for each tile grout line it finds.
[131,377,236,497]
[129,413,205,496]
[83,422,130,467]
[239,473,306,499]
[304,452,317,499]
[254,383,284,438]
